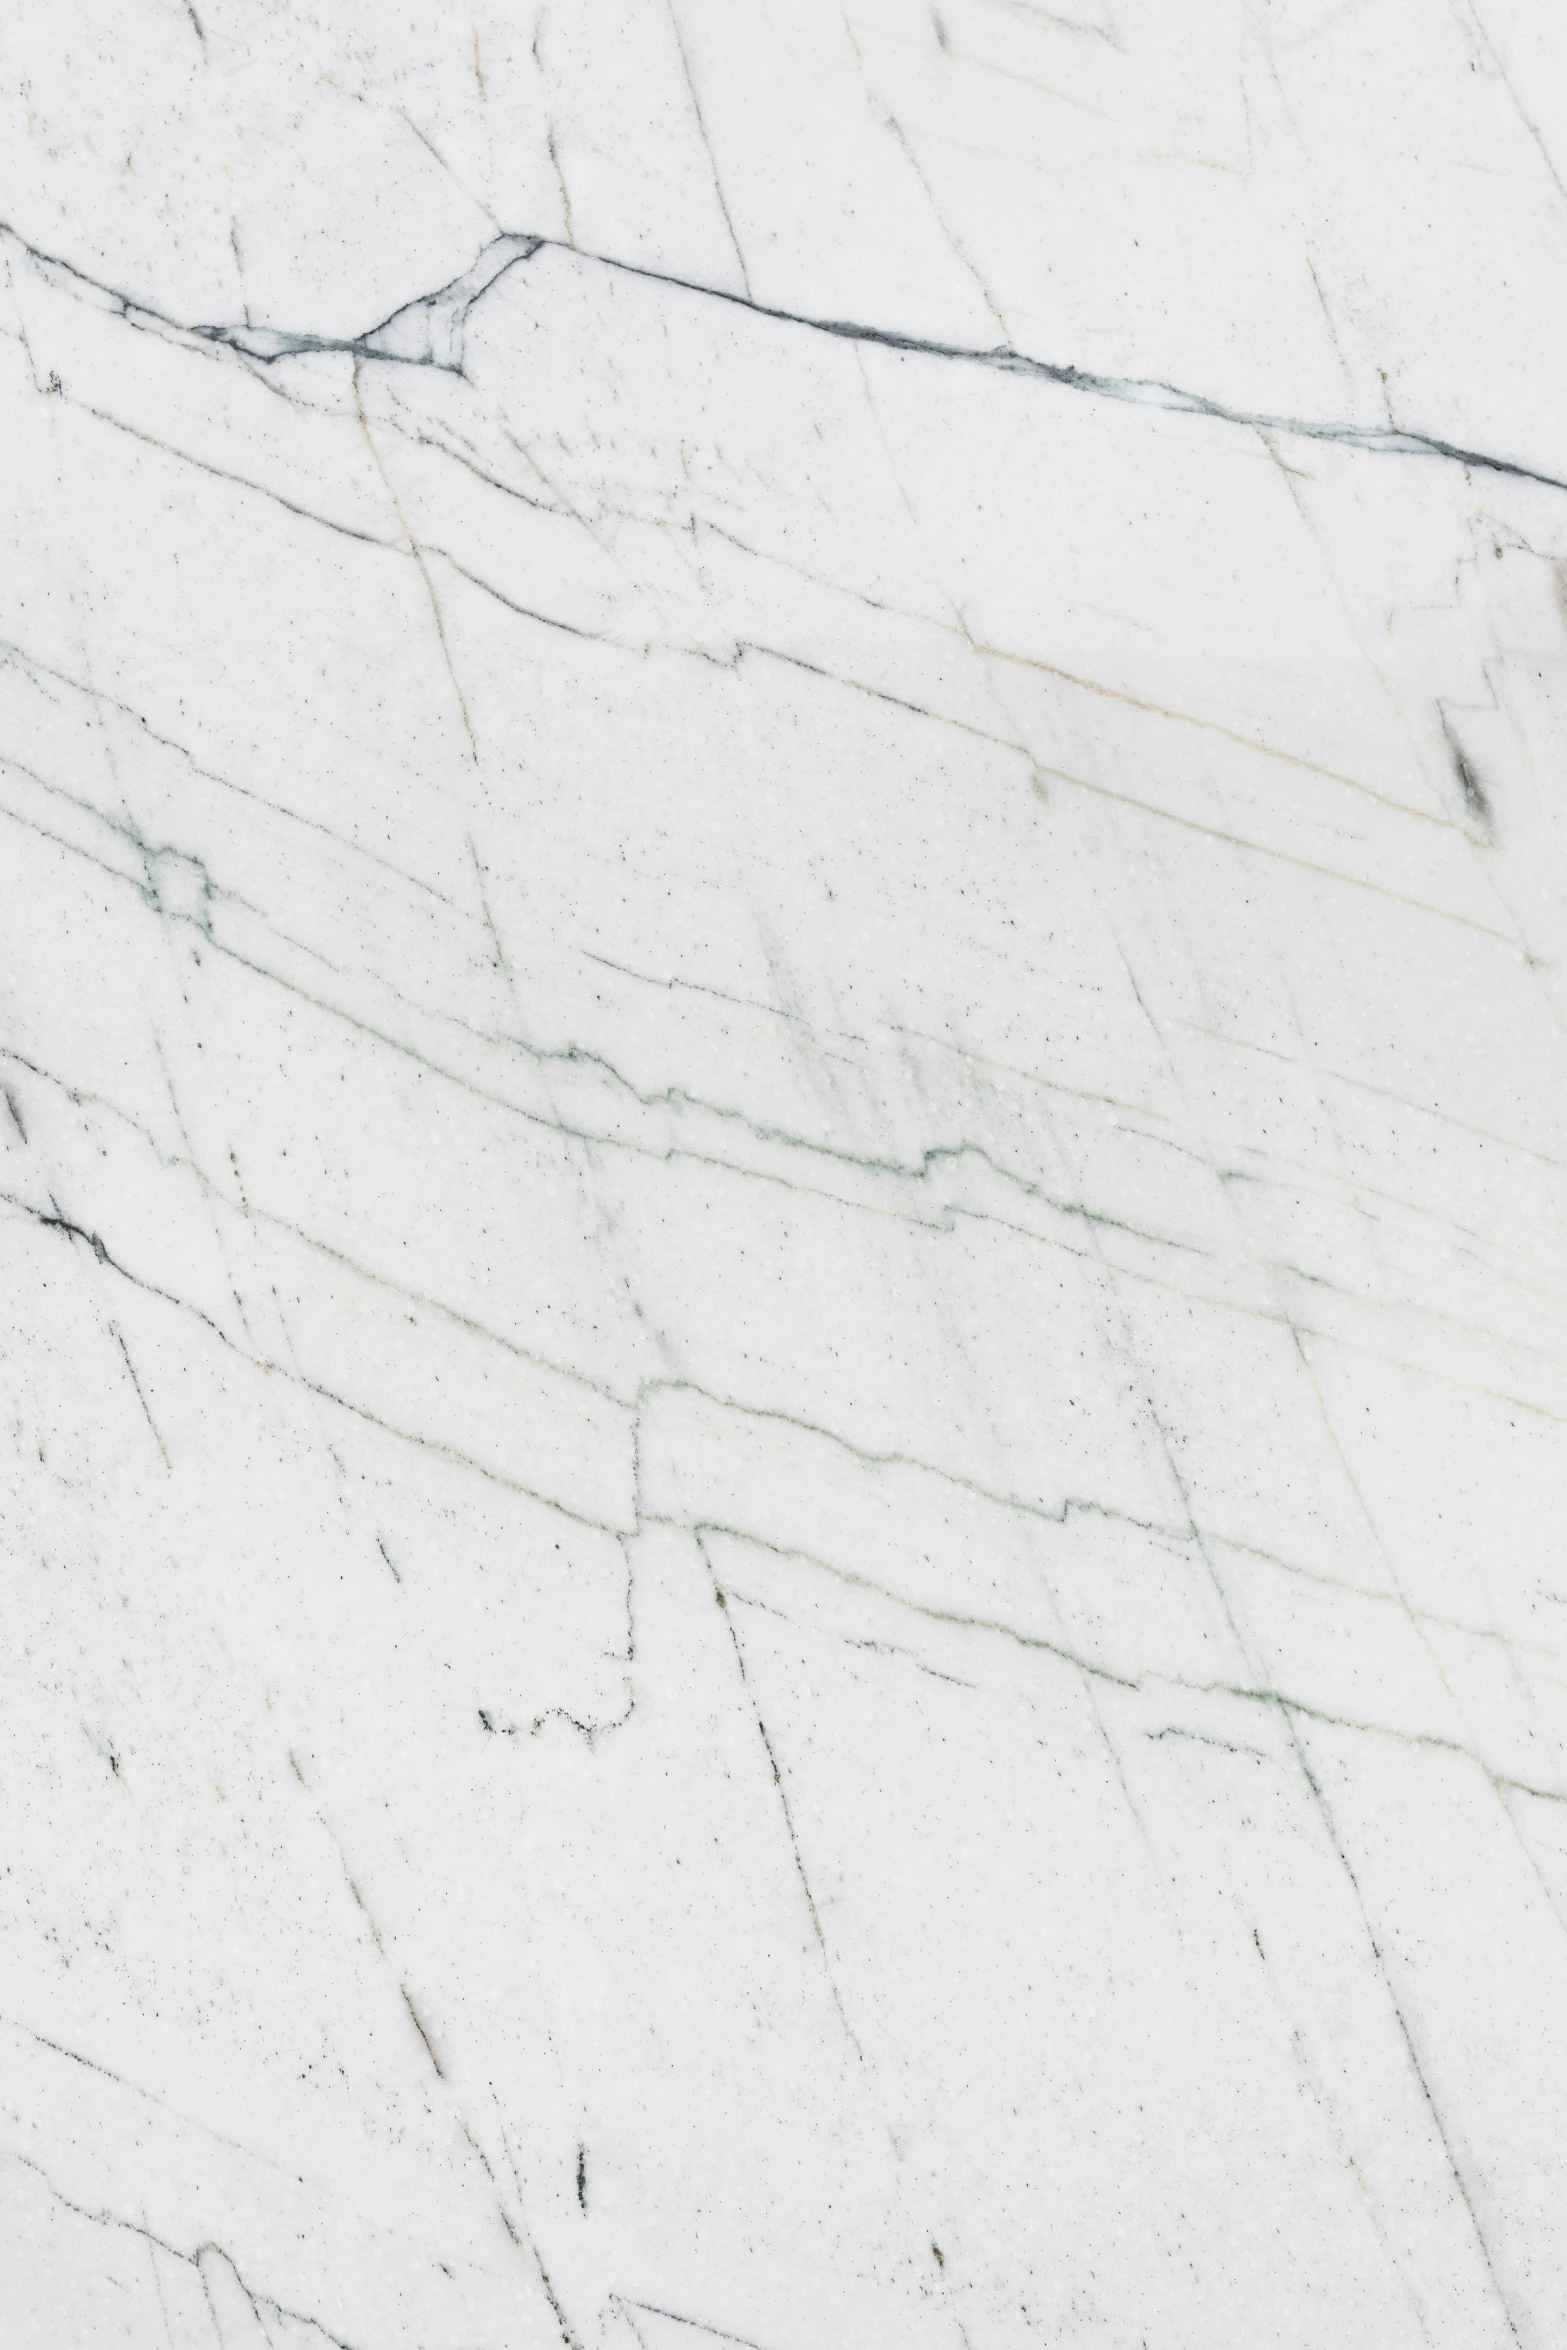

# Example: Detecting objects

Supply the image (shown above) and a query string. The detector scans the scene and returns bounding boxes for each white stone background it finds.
[2,4,1567,2344]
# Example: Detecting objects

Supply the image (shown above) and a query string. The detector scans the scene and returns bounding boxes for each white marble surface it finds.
[3,5,1567,2345]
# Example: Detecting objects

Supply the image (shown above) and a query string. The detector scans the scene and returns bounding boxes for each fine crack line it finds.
[4,768,1563,1433]
[26,1028,1532,1632]
[688,1515,1567,1809]
[0,2153,357,2350]
[610,2297,773,2350]
[8,221,1566,490]
[1,222,542,372]
[5,1188,632,1538]
[22,1086,1529,1647]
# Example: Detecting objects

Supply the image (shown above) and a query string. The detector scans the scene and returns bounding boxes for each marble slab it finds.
[3,5,1566,2345]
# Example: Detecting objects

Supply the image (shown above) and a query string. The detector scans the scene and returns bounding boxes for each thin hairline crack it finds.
[5,220,1564,493]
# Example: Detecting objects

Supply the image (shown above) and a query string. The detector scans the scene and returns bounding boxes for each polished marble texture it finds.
[2,6,1567,2346]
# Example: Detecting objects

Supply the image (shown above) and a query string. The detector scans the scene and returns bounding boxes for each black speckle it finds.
[576,2144,587,2210]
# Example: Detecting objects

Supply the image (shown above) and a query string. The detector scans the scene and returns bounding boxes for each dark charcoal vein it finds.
[5,221,1563,492]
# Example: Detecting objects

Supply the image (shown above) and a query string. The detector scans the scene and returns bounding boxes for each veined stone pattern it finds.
[1,7,1565,2345]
